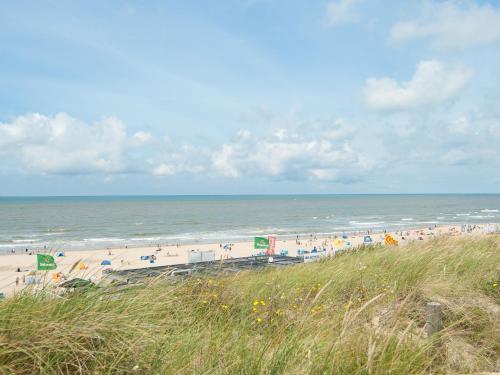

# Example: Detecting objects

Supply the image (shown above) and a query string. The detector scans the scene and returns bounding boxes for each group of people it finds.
[5,246,48,256]
[295,234,318,246]
[461,224,477,233]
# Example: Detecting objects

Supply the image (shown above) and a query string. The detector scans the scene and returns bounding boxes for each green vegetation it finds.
[1,236,499,374]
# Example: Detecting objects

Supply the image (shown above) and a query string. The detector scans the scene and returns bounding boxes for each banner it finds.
[37,254,57,271]
[254,237,269,250]
[267,236,276,255]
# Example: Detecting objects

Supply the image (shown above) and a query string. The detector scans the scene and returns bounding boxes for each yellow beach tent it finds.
[78,262,88,270]
[384,234,398,246]
[333,238,344,247]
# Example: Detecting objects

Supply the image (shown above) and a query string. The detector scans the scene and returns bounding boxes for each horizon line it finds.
[1,193,500,198]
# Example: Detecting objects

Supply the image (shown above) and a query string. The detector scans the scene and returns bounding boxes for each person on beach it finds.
[15,277,19,286]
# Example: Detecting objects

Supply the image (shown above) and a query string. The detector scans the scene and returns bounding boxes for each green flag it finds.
[254,237,269,250]
[37,254,57,271]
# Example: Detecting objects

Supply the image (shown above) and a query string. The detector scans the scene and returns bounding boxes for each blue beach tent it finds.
[101,260,111,265]
[363,236,373,244]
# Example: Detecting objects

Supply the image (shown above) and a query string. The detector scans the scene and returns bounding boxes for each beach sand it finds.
[0,224,494,296]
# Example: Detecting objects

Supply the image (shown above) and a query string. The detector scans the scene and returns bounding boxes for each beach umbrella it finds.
[101,260,111,265]
[56,252,65,257]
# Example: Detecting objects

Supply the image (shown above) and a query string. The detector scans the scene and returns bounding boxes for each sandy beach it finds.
[1,223,497,297]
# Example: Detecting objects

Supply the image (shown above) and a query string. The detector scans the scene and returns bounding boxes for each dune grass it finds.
[0,235,499,374]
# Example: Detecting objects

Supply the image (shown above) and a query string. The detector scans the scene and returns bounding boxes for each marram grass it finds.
[1,236,499,374]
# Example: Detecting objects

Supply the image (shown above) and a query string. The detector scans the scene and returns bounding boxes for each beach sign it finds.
[254,236,270,250]
[267,236,276,255]
[37,254,57,271]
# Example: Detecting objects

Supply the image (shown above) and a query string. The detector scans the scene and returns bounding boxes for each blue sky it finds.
[1,0,500,195]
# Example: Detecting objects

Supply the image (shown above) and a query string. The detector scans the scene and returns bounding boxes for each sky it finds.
[1,0,500,195]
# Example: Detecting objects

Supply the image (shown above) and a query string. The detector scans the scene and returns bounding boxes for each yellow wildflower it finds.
[253,300,260,306]
[221,304,229,310]
[493,283,498,288]
[202,300,208,304]
[256,318,262,323]
[260,300,266,306]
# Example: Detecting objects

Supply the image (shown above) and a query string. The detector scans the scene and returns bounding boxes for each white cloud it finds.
[390,1,500,49]
[488,122,500,140]
[447,116,470,135]
[0,113,130,174]
[2,108,499,189]
[132,131,153,145]
[364,60,473,111]
[212,144,241,178]
[211,119,372,182]
[440,149,470,165]
[0,113,210,177]
[394,125,416,138]
[152,143,207,177]
[152,163,175,176]
[325,0,360,27]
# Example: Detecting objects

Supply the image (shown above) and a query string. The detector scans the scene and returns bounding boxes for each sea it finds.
[0,194,499,251]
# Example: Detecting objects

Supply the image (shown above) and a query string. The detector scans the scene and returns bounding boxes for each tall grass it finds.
[1,236,499,374]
